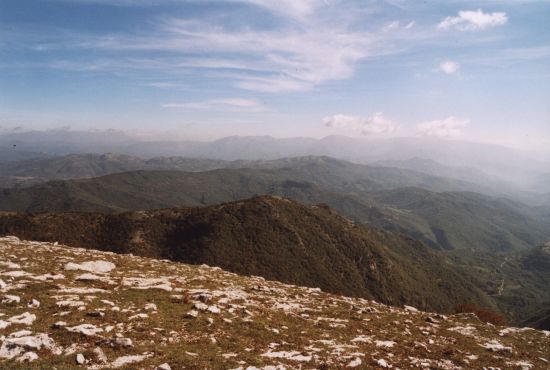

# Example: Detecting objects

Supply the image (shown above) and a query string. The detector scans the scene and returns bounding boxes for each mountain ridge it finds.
[0,196,494,314]
[1,161,547,253]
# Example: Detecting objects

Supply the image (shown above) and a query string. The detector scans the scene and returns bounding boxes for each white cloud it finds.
[323,113,398,135]
[438,9,508,31]
[405,21,415,29]
[384,21,400,31]
[148,16,370,92]
[239,0,322,20]
[41,1,403,93]
[384,20,416,31]
[416,116,469,137]
[107,18,368,92]
[29,1,433,94]
[439,60,460,74]
[162,98,267,112]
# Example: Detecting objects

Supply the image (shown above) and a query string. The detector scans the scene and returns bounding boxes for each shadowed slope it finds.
[0,196,493,314]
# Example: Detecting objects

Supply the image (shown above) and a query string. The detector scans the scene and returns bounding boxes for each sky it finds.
[0,0,549,149]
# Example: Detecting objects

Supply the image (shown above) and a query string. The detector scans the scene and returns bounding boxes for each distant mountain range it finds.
[1,156,547,253]
[0,196,494,314]
[0,153,484,191]
[1,131,548,194]
[0,153,230,188]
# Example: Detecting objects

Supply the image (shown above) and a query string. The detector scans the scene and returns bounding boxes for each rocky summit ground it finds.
[0,236,548,369]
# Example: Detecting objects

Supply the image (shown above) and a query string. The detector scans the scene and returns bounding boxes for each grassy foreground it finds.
[0,236,548,369]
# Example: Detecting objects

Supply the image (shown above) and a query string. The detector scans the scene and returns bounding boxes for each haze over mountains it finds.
[0,131,549,330]
[1,156,548,253]
[1,130,548,195]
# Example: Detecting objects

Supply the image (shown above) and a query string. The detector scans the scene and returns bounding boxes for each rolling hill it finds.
[0,154,486,192]
[0,196,494,314]
[0,157,548,253]
[366,187,550,252]
[0,153,231,188]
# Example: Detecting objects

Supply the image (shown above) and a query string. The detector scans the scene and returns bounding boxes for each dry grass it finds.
[0,236,548,369]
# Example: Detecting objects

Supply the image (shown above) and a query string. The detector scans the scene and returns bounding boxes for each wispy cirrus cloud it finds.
[238,0,322,20]
[438,9,508,31]
[132,12,371,92]
[51,0,323,17]
[162,98,267,112]
[29,1,419,93]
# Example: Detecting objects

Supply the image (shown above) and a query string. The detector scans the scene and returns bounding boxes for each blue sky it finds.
[0,0,549,148]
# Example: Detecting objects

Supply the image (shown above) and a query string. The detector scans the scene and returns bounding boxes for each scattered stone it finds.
[194,302,221,314]
[52,321,67,329]
[481,340,513,353]
[57,300,86,308]
[8,312,37,326]
[0,332,59,360]
[2,294,20,304]
[375,340,396,348]
[76,273,111,282]
[28,299,40,308]
[16,351,38,362]
[1,270,30,277]
[129,313,149,320]
[122,277,172,291]
[76,353,85,364]
[93,347,108,363]
[65,260,115,273]
[105,337,133,348]
[66,324,104,336]
[193,302,208,311]
[157,363,172,370]
[261,350,312,362]
[58,287,108,294]
[33,273,65,281]
[347,357,362,367]
[208,305,221,314]
[110,353,152,368]
[145,303,157,311]
[377,358,390,368]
